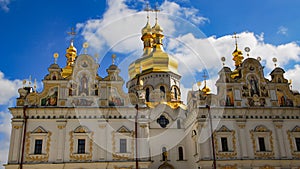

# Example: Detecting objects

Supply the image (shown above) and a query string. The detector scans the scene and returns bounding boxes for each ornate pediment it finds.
[74,126,90,133]
[32,126,48,133]
[117,126,131,133]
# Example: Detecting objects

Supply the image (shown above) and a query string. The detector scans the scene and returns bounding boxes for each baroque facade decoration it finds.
[5,10,300,169]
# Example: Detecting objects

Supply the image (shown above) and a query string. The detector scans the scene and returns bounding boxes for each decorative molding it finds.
[112,126,134,160]
[214,125,237,158]
[237,124,245,129]
[287,126,300,158]
[57,125,65,129]
[25,127,51,162]
[13,125,22,129]
[250,125,274,158]
[69,126,93,161]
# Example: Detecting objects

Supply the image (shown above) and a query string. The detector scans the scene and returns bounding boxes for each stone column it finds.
[273,120,286,158]
[98,120,107,160]
[10,121,23,163]
[139,123,150,160]
[56,120,67,162]
[236,120,248,158]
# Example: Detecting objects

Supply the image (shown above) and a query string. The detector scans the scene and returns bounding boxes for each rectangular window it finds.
[34,139,43,154]
[258,137,266,151]
[120,139,127,153]
[221,137,229,152]
[295,137,300,151]
[77,139,86,154]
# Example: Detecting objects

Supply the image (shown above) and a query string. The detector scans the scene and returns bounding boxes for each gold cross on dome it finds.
[67,27,76,41]
[144,2,152,20]
[154,3,160,21]
[232,32,239,46]
[202,70,208,81]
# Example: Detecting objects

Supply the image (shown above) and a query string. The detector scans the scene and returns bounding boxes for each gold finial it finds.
[232,32,239,48]
[232,32,244,67]
[53,53,59,64]
[112,54,116,65]
[34,78,37,92]
[29,75,32,86]
[221,56,226,66]
[244,47,250,57]
[83,42,89,54]
[201,71,211,94]
[272,57,277,67]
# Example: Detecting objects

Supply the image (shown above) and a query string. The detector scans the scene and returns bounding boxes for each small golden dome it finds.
[201,85,211,94]
[152,22,163,34]
[66,41,77,55]
[232,46,244,67]
[142,21,152,35]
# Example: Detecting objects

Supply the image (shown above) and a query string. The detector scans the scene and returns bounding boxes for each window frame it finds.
[287,126,300,158]
[250,125,274,158]
[25,126,51,162]
[213,125,237,159]
[70,126,93,160]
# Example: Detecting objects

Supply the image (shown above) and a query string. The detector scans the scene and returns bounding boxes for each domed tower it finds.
[127,15,182,107]
[62,29,78,78]
[231,33,244,79]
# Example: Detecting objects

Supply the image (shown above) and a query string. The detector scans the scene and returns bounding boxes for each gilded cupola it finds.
[128,17,179,80]
[231,33,244,79]
[62,40,77,78]
[141,20,153,56]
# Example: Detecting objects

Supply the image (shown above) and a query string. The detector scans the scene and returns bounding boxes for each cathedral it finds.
[4,11,300,169]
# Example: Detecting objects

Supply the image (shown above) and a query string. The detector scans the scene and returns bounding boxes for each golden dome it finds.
[62,41,77,78]
[152,22,163,34]
[66,41,77,57]
[129,18,178,80]
[201,80,211,94]
[201,86,211,94]
[142,21,152,35]
[232,45,244,67]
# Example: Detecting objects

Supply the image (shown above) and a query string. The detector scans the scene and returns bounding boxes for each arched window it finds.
[162,147,167,161]
[178,146,184,160]
[160,86,165,99]
[146,88,150,102]
[174,87,178,100]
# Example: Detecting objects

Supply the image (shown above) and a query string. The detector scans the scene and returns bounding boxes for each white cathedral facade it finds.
[4,13,300,169]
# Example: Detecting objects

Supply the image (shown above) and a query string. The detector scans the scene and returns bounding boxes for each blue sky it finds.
[0,0,300,167]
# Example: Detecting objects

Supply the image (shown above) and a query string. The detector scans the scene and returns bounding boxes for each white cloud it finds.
[0,111,12,169]
[77,0,300,97]
[0,0,10,12]
[0,71,22,105]
[0,71,22,168]
[277,26,288,35]
[77,0,208,57]
[285,64,300,92]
